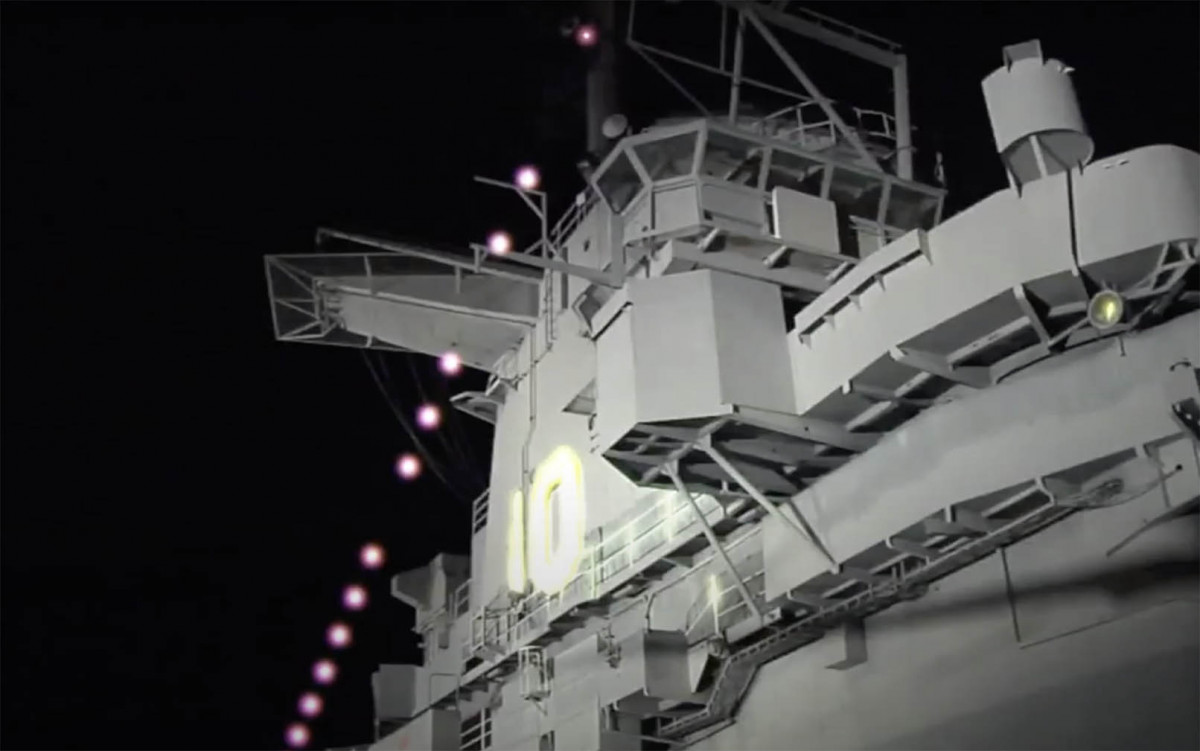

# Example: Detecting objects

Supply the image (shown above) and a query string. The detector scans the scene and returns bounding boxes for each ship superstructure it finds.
[265,3,1200,749]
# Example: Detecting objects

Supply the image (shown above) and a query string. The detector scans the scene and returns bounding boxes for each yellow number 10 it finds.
[506,445,586,596]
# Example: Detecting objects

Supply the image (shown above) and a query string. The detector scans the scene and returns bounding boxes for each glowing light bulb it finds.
[327,622,352,649]
[1087,289,1124,330]
[343,584,368,611]
[395,453,421,480]
[298,692,324,719]
[487,231,513,255]
[575,23,598,47]
[416,403,441,430]
[514,165,540,191]
[285,723,311,749]
[360,542,385,570]
[439,350,463,376]
[312,659,338,685]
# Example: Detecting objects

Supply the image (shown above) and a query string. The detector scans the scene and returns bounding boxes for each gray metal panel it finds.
[1074,145,1199,269]
[772,186,840,258]
[337,292,532,373]
[765,311,1199,602]
[596,308,639,453]
[693,576,1198,751]
[629,271,726,424]
[710,271,797,415]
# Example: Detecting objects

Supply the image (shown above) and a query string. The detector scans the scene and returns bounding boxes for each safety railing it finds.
[683,549,766,640]
[752,101,898,155]
[465,490,728,658]
[460,708,492,751]
[549,192,599,254]
[452,580,471,619]
[471,490,489,535]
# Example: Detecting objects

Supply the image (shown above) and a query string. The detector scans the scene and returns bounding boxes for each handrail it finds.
[466,490,729,656]
[470,490,489,535]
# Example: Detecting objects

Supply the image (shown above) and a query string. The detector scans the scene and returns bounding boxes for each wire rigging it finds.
[401,353,487,492]
[360,349,471,505]
[435,368,483,476]
[395,352,478,484]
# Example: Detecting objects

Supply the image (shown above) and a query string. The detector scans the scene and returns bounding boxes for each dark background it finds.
[2,2,1196,749]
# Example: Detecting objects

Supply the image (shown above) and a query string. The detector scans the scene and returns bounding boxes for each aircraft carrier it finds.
[264,2,1200,748]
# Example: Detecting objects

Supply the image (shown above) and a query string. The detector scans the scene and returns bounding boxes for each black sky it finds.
[2,2,1196,750]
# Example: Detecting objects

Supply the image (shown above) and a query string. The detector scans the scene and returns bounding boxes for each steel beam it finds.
[743,9,883,173]
[733,405,879,453]
[739,2,901,68]
[892,54,913,180]
[699,442,838,569]
[664,462,764,626]
[889,346,992,388]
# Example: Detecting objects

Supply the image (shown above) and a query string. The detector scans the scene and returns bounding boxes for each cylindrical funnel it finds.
[982,40,1093,187]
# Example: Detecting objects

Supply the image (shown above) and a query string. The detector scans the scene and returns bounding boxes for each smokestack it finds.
[586,0,619,157]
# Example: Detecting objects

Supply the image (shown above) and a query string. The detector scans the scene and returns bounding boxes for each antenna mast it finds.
[585,0,619,156]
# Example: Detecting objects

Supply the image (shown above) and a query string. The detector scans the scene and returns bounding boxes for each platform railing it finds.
[465,490,729,658]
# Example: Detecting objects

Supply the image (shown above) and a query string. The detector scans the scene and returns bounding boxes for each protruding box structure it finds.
[595,268,795,452]
[982,39,1094,187]
[391,553,470,617]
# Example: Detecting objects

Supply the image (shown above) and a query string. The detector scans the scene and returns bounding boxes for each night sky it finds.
[2,2,1196,750]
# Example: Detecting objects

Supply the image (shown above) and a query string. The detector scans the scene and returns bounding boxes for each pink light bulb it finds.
[326,622,352,649]
[298,692,324,719]
[343,584,368,611]
[285,723,310,749]
[514,165,540,191]
[438,351,463,376]
[487,231,513,255]
[395,453,421,480]
[360,542,386,570]
[312,658,338,685]
[416,403,441,430]
[575,24,598,47]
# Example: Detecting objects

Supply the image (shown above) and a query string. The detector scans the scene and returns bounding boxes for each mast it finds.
[585,0,619,157]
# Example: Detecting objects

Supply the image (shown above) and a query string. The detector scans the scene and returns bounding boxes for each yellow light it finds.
[1087,290,1124,330]
[526,446,586,595]
[708,574,722,629]
[506,489,526,593]
[660,493,675,543]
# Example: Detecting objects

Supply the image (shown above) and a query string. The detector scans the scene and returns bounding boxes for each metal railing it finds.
[683,551,766,640]
[471,490,489,535]
[452,580,471,619]
[549,192,599,254]
[466,490,728,659]
[752,101,898,155]
[460,708,492,751]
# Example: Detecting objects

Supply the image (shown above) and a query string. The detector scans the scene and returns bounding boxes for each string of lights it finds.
[286,150,553,747]
[284,542,387,749]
